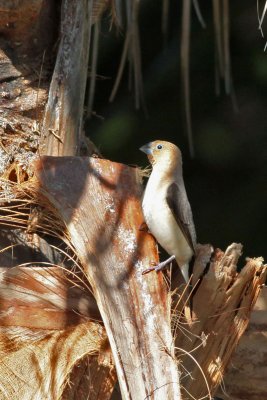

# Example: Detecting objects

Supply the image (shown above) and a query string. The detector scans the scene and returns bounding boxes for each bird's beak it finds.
[139,142,152,155]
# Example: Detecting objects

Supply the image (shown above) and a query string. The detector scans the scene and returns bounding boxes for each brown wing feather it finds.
[166,182,196,252]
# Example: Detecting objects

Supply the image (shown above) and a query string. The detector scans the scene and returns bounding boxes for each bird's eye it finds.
[156,144,163,150]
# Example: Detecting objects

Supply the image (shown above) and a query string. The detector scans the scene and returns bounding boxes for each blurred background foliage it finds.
[86,0,267,262]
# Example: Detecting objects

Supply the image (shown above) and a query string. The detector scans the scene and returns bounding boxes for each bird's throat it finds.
[148,154,155,165]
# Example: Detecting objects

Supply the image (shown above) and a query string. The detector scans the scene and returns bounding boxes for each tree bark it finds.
[35,156,182,400]
[40,0,92,156]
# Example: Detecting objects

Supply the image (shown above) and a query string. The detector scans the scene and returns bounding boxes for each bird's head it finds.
[139,140,182,167]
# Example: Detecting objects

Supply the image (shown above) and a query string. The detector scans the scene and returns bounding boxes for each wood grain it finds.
[0,266,100,329]
[35,156,182,400]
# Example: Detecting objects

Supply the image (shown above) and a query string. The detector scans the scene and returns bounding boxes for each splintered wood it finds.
[175,244,266,399]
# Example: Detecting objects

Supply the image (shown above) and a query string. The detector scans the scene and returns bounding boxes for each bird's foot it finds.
[142,255,176,275]
[154,255,176,271]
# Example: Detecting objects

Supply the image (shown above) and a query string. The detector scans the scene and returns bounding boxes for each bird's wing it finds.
[166,182,196,252]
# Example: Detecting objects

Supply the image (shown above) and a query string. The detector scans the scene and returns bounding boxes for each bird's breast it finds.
[142,180,192,266]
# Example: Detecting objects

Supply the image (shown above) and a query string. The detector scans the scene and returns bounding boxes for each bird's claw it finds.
[142,255,176,275]
[142,266,156,275]
[141,260,160,275]
[141,262,167,275]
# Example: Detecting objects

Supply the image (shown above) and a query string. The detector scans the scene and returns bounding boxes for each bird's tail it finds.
[180,263,189,283]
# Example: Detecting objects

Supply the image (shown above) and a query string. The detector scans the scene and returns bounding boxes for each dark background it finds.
[86,1,267,263]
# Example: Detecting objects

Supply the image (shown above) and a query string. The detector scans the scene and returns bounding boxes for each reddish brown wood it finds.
[0,266,100,329]
[35,156,182,400]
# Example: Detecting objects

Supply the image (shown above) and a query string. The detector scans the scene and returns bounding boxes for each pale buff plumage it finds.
[140,140,196,282]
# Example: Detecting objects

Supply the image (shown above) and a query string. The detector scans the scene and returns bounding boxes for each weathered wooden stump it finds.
[35,156,181,399]
[0,156,265,399]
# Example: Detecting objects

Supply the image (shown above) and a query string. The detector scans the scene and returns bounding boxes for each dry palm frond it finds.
[109,29,130,102]
[0,322,107,400]
[213,0,224,85]
[91,0,235,157]
[139,164,152,179]
[180,0,234,158]
[0,181,67,241]
[181,0,194,157]
[109,0,146,113]
[257,0,267,50]
[258,0,267,30]
[0,177,88,289]
[0,175,110,399]
[222,0,231,94]
[111,0,125,28]
[87,21,100,118]
[92,0,110,24]
[212,0,232,95]
[180,0,206,158]
[192,0,206,28]
[162,0,170,45]
[0,180,90,295]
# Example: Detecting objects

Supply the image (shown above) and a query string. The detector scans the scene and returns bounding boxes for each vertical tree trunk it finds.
[40,0,92,156]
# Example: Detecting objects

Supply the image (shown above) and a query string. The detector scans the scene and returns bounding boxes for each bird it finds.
[139,140,196,282]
